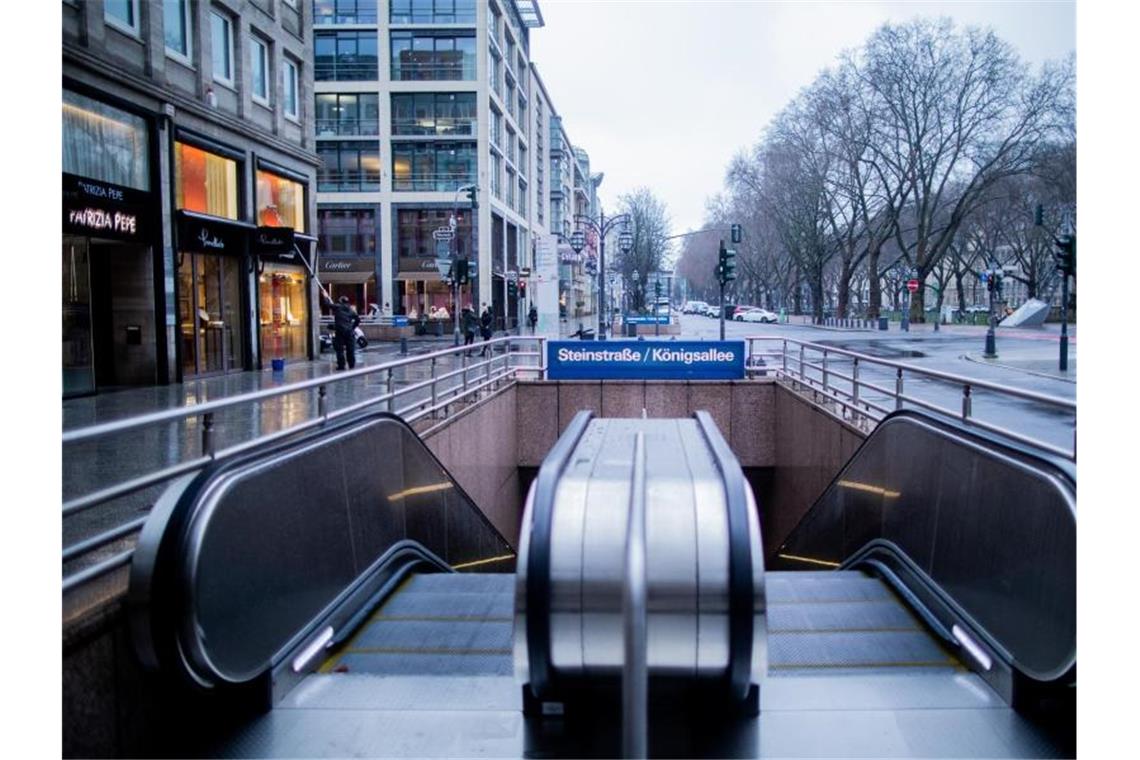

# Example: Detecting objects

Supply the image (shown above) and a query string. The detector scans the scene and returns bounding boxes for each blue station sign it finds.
[624,315,671,325]
[547,340,746,380]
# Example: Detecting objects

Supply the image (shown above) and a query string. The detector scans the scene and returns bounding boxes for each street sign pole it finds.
[984,268,998,358]
[1059,270,1069,372]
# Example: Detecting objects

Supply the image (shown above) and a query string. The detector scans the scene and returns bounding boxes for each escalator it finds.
[127,407,1074,758]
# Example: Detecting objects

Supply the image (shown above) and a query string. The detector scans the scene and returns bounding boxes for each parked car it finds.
[682,300,708,314]
[702,304,720,318]
[733,306,758,321]
[740,308,778,323]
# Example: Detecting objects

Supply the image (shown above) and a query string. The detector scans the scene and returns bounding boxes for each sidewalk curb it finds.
[960,353,1077,384]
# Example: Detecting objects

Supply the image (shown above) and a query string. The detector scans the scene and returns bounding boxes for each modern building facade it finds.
[312,0,607,333]
[63,0,320,397]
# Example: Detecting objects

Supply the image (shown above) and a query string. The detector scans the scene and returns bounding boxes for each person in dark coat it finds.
[528,304,538,333]
[462,307,477,354]
[324,294,360,370]
[479,304,494,356]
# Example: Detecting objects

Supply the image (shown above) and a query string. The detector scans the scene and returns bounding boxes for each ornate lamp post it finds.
[569,212,633,340]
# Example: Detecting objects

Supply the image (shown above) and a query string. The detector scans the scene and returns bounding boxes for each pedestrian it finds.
[462,306,477,354]
[528,303,538,333]
[479,303,494,356]
[323,293,360,370]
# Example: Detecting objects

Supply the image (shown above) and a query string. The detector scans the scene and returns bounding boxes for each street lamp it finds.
[569,212,633,340]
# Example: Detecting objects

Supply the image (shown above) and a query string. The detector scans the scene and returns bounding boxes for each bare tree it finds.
[615,187,672,312]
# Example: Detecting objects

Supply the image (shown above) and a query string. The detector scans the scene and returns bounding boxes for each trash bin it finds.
[878,317,889,331]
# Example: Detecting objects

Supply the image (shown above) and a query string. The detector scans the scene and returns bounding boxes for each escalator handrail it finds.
[776,408,1076,685]
[525,409,594,698]
[130,409,511,690]
[694,410,756,701]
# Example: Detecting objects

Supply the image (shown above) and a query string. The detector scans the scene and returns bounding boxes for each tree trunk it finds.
[955,270,967,320]
[867,250,881,319]
[909,286,926,323]
[836,259,853,318]
[811,276,825,320]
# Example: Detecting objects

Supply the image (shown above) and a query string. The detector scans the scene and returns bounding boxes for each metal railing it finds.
[391,117,477,137]
[391,62,476,82]
[62,336,547,597]
[317,170,381,193]
[392,174,477,192]
[316,118,380,137]
[745,336,1076,461]
[314,62,380,81]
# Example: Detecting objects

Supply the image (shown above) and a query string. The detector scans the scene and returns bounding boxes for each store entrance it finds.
[179,252,245,378]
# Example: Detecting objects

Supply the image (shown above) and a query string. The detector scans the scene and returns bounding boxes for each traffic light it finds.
[717,240,737,284]
[465,185,478,210]
[508,280,518,298]
[730,223,742,244]
[455,258,469,285]
[468,257,478,282]
[1054,234,1076,278]
[519,280,527,298]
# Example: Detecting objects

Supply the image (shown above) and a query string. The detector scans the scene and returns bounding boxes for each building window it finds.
[62,90,149,190]
[105,0,139,36]
[490,153,501,199]
[490,108,501,147]
[488,49,501,95]
[519,145,527,178]
[506,168,515,208]
[317,141,381,192]
[390,0,476,24]
[391,142,477,192]
[283,58,300,119]
[318,208,377,256]
[391,92,476,136]
[390,31,476,81]
[317,93,380,136]
[211,11,234,85]
[259,264,307,363]
[519,178,527,217]
[174,142,239,219]
[256,170,306,232]
[397,208,472,260]
[164,0,192,59]
[251,37,270,104]
[314,0,378,24]
[315,31,379,81]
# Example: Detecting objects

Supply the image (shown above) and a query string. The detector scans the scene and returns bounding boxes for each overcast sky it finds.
[529,0,1076,242]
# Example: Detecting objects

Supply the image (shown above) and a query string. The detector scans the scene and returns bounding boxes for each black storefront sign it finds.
[177,211,248,254]
[255,226,295,255]
[62,173,150,241]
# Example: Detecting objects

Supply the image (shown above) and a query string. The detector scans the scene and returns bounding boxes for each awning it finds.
[395,271,442,282]
[320,270,375,284]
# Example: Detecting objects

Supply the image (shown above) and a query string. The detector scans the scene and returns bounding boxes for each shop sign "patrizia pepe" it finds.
[63,173,149,241]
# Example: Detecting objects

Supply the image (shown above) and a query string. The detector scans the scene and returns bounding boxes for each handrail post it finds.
[962,384,972,421]
[622,432,648,759]
[462,352,469,394]
[895,368,904,411]
[782,339,788,375]
[430,357,438,417]
[852,357,860,406]
[798,344,805,379]
[201,412,215,458]
[317,384,327,420]
[822,349,829,393]
[540,337,548,379]
[385,368,394,413]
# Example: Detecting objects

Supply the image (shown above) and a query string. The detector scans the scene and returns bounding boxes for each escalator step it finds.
[768,630,959,673]
[404,573,514,595]
[769,601,921,632]
[335,650,513,676]
[349,619,511,651]
[377,590,513,619]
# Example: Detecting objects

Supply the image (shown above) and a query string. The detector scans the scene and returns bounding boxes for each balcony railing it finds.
[318,170,381,192]
[316,118,380,137]
[391,61,475,81]
[315,62,380,81]
[391,117,477,137]
[392,174,476,192]
[315,10,379,24]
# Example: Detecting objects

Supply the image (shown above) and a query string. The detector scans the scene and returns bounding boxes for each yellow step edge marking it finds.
[776,553,842,568]
[768,627,922,634]
[767,598,896,605]
[368,615,514,623]
[318,575,418,673]
[344,646,512,656]
[769,660,958,670]
[451,554,516,570]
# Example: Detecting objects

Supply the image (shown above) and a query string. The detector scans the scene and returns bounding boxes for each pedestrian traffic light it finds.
[508,280,517,298]
[654,280,662,299]
[519,280,527,298]
[465,185,478,210]
[455,258,469,285]
[1054,234,1076,278]
[730,223,742,244]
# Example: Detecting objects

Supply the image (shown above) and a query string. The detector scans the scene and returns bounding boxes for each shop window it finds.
[175,142,239,219]
[259,264,308,362]
[62,90,149,190]
[105,0,139,36]
[256,170,306,232]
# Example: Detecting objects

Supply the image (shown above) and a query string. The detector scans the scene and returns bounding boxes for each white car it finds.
[740,308,778,323]
[683,301,708,315]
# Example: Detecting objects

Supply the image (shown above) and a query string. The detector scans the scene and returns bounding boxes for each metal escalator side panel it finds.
[776,410,1075,686]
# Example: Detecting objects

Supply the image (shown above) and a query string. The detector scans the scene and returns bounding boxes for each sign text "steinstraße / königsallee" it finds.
[546,340,746,380]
